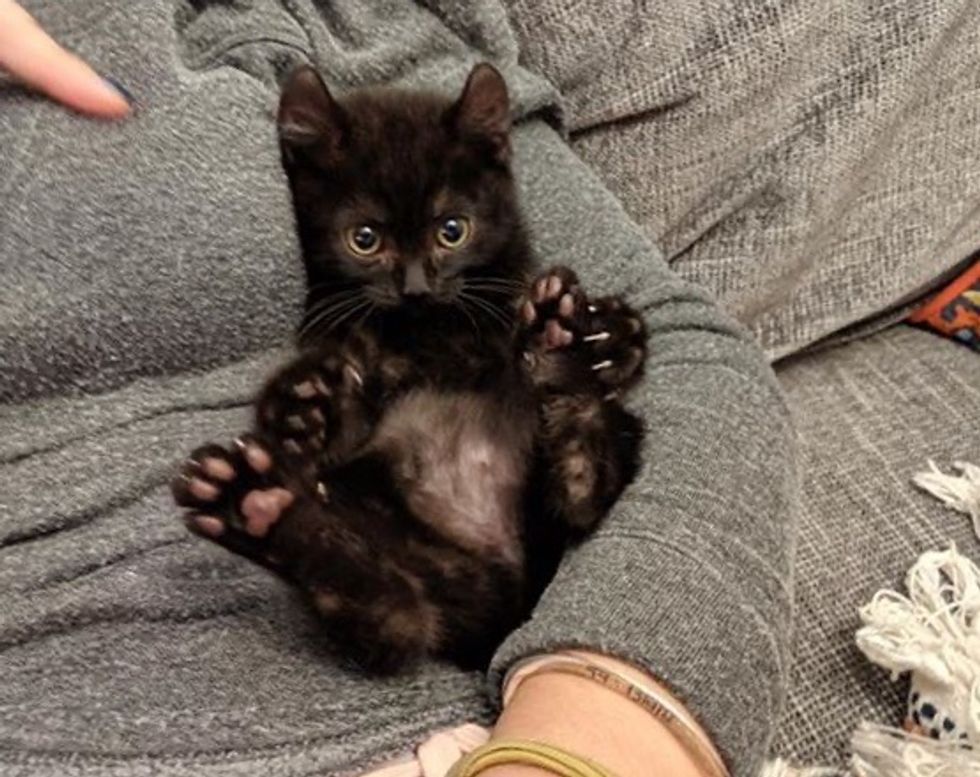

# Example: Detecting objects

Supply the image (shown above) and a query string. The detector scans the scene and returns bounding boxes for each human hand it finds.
[0,0,131,117]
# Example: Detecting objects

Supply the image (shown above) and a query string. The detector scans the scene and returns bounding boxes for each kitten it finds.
[173,63,648,672]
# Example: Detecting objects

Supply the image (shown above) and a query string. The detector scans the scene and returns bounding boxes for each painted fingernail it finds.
[102,76,135,105]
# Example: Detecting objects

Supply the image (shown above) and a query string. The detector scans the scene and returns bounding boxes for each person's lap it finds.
[0,350,496,776]
[0,5,667,773]
[0,4,494,772]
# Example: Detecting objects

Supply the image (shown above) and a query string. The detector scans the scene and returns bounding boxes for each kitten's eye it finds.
[346,225,382,257]
[435,217,471,249]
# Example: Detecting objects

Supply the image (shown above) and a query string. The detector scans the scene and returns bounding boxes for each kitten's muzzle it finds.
[401,260,433,297]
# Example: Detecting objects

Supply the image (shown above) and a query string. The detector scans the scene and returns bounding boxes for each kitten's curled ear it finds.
[278,65,346,163]
[451,63,511,163]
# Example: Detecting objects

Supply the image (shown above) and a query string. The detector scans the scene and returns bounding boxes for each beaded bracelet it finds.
[502,653,730,777]
[447,739,618,777]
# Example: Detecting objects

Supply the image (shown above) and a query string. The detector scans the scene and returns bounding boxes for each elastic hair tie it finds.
[447,740,619,777]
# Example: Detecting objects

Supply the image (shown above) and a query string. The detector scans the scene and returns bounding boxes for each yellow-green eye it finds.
[436,217,471,249]
[346,225,382,257]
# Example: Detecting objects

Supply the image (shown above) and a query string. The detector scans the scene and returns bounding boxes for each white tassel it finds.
[850,722,980,777]
[912,461,980,540]
[856,546,980,743]
[768,469,980,777]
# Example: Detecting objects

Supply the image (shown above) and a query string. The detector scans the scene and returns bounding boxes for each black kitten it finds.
[173,63,647,672]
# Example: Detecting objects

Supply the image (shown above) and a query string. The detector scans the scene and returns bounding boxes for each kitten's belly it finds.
[368,389,533,566]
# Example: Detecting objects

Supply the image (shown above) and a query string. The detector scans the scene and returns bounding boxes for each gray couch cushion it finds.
[504,0,980,359]
[773,325,980,766]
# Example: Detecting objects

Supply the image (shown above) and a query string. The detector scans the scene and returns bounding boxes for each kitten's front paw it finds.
[519,267,647,395]
[172,435,300,565]
[579,295,647,394]
[256,352,366,458]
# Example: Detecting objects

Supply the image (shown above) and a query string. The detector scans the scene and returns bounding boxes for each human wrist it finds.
[485,652,714,777]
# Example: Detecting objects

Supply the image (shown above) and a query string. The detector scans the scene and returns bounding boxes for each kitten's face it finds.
[278,64,528,336]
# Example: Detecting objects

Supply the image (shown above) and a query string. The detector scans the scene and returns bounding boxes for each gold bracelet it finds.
[447,739,619,777]
[502,653,730,777]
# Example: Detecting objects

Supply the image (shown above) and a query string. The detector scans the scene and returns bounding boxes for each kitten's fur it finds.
[173,64,648,672]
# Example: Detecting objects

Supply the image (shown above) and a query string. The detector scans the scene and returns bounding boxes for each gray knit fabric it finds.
[0,0,557,403]
[0,2,796,776]
[773,325,980,767]
[504,0,980,360]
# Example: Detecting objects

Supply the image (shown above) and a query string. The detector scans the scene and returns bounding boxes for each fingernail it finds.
[102,76,135,105]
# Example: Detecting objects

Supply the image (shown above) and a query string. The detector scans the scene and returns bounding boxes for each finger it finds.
[0,0,131,118]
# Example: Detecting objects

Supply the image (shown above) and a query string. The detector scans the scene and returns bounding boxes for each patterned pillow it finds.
[908,258,980,351]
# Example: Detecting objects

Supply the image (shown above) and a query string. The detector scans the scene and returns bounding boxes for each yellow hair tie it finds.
[447,739,620,777]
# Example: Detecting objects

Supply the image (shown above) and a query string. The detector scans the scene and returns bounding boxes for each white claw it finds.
[587,304,598,313]
[591,359,614,371]
[344,364,364,388]
[583,331,611,342]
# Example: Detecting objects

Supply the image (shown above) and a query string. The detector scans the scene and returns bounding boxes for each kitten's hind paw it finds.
[172,435,297,565]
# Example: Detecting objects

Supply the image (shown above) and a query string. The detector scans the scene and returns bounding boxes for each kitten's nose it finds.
[401,261,431,297]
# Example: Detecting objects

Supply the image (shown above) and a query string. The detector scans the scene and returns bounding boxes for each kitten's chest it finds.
[368,388,535,565]
[381,325,514,390]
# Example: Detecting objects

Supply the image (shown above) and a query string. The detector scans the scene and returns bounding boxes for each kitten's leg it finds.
[519,266,648,534]
[173,337,389,560]
[175,444,521,672]
[535,394,644,534]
